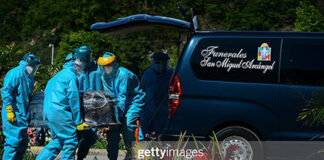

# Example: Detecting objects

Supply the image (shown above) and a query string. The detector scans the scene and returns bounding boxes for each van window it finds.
[281,39,324,86]
[190,38,280,83]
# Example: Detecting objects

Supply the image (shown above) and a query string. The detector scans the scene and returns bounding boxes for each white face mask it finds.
[26,65,39,76]
[74,58,85,76]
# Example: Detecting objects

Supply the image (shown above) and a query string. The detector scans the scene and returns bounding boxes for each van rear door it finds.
[90,14,192,35]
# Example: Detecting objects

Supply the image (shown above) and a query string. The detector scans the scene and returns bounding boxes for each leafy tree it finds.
[33,65,61,92]
[56,31,116,66]
[295,1,324,32]
[0,43,24,77]
[0,0,323,90]
[194,0,298,31]
[56,29,181,77]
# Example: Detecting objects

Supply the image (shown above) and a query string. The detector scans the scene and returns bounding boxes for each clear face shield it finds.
[74,58,86,76]
[100,63,114,76]
[26,64,40,77]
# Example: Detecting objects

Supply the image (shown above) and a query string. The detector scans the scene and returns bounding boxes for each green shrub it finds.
[33,65,61,92]
[56,30,180,78]
[295,1,324,32]
[0,43,24,78]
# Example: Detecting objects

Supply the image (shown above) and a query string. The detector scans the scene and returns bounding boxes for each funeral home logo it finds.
[258,43,271,61]
[200,44,276,74]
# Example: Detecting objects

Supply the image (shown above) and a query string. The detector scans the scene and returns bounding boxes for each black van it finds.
[91,14,324,160]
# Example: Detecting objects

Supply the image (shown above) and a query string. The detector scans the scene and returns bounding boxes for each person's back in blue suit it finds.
[36,53,89,160]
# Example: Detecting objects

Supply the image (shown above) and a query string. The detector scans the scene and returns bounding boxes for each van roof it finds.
[195,31,324,38]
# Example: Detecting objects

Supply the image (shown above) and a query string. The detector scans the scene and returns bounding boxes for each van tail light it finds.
[169,74,182,116]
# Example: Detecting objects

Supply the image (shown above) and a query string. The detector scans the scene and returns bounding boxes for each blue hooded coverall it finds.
[36,60,83,160]
[100,54,145,160]
[1,60,34,160]
[65,51,101,159]
[89,66,103,91]
[76,60,101,160]
[77,60,99,91]
[140,66,173,138]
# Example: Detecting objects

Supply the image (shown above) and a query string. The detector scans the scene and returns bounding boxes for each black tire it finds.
[214,126,265,160]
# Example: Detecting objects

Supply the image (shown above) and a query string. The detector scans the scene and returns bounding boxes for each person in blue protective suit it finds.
[36,53,89,160]
[73,46,100,91]
[73,46,101,160]
[97,52,145,160]
[1,53,40,160]
[140,52,174,140]
[89,66,103,91]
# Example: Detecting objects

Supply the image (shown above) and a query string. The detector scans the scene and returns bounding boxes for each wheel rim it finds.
[221,136,253,160]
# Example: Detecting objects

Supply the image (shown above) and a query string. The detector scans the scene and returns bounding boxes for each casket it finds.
[29,91,119,128]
